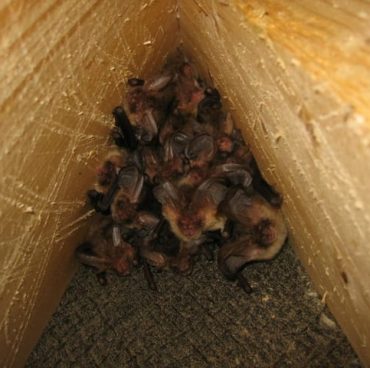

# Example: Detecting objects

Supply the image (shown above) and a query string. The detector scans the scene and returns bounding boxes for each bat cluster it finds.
[77,54,288,293]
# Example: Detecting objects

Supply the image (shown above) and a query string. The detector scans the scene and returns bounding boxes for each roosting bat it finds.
[197,87,224,124]
[95,150,127,192]
[111,106,138,150]
[175,62,205,116]
[76,216,137,281]
[111,165,144,223]
[86,150,128,215]
[127,72,175,143]
[153,179,227,242]
[218,188,287,290]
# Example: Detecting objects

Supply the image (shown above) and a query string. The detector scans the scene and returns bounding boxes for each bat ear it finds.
[142,110,158,137]
[213,164,253,188]
[219,113,234,135]
[185,134,215,161]
[224,188,253,217]
[163,138,175,162]
[145,73,173,92]
[118,166,144,203]
[164,132,192,162]
[196,178,227,206]
[153,181,181,208]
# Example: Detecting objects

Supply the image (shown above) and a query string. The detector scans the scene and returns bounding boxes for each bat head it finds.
[112,245,136,276]
[97,161,115,186]
[254,219,276,246]
[180,62,193,79]
[112,195,137,223]
[217,135,234,153]
[127,87,146,113]
[177,213,203,240]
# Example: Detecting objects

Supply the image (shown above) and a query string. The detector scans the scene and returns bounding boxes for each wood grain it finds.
[180,0,370,366]
[0,1,178,367]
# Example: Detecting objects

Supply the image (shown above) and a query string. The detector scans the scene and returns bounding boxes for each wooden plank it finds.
[0,1,178,367]
[180,0,370,366]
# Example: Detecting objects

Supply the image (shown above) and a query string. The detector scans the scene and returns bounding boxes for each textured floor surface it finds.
[27,243,361,368]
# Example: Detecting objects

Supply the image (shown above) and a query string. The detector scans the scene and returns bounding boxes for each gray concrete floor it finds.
[27,243,361,368]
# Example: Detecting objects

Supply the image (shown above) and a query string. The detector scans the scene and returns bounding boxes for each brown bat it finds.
[175,62,205,116]
[127,72,175,143]
[111,106,138,150]
[76,216,137,280]
[95,150,127,193]
[139,219,180,270]
[204,113,234,154]
[218,188,287,284]
[196,87,224,126]
[153,179,227,242]
[220,188,285,234]
[126,211,163,291]
[87,150,129,215]
[111,165,144,223]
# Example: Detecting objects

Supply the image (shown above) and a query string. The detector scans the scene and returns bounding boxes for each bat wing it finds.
[213,163,253,188]
[221,188,254,224]
[217,236,258,279]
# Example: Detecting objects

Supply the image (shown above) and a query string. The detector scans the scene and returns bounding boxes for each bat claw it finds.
[201,243,214,262]
[236,273,253,294]
[97,272,108,286]
[143,261,158,291]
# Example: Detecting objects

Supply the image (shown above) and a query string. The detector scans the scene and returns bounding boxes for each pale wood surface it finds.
[0,1,178,367]
[180,1,370,366]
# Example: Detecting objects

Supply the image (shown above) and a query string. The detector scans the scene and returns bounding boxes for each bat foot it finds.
[236,273,253,294]
[201,244,214,262]
[96,272,108,286]
[143,261,158,291]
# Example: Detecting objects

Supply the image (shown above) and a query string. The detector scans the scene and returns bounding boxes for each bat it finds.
[76,216,137,279]
[218,188,288,289]
[153,179,227,242]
